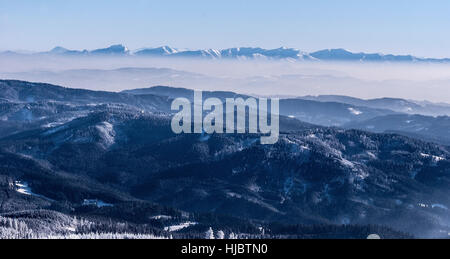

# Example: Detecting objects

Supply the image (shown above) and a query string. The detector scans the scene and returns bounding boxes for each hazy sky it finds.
[1,0,450,57]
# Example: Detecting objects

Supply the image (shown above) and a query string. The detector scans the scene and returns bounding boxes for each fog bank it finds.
[1,55,450,103]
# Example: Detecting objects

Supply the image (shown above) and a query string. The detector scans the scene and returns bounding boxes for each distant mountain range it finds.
[3,44,450,62]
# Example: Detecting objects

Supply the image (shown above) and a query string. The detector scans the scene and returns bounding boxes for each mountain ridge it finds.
[3,45,450,62]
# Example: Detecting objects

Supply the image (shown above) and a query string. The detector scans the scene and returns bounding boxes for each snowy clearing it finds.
[164,222,197,232]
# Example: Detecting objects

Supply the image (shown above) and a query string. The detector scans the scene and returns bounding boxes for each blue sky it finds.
[1,0,450,57]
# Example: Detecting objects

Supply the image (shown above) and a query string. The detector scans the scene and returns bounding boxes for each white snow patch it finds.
[300,144,310,150]
[151,215,173,220]
[14,181,52,200]
[96,122,116,147]
[367,151,377,159]
[340,158,355,168]
[348,107,363,115]
[420,153,445,163]
[42,116,83,129]
[15,181,33,196]
[164,222,197,232]
[248,183,261,193]
[418,203,429,208]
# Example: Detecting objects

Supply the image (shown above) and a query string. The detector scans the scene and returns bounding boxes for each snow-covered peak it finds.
[134,46,179,56]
